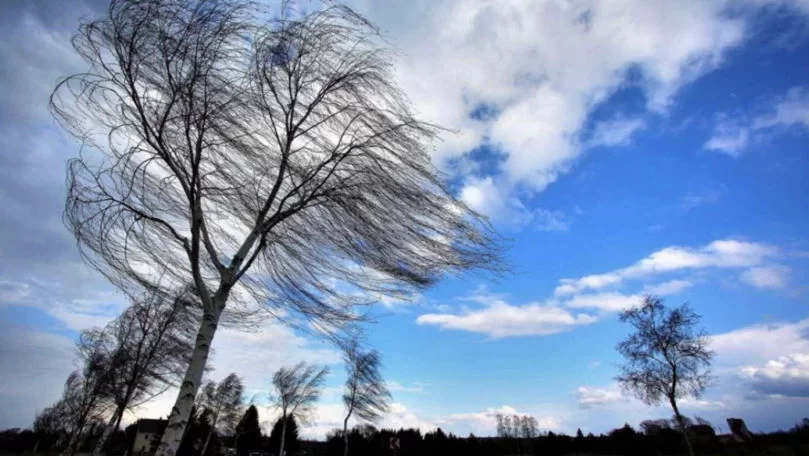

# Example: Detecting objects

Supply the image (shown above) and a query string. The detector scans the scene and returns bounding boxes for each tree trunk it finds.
[670,399,695,456]
[342,416,349,456]
[199,430,213,456]
[93,407,123,456]
[278,416,287,456]
[154,309,221,456]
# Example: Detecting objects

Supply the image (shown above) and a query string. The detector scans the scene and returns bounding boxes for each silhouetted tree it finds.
[235,405,261,456]
[342,340,390,456]
[198,374,244,456]
[268,416,298,456]
[51,1,501,454]
[61,332,117,456]
[616,296,714,456]
[92,288,198,456]
[271,363,327,456]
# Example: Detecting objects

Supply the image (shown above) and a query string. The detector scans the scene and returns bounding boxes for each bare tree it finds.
[270,363,328,456]
[91,288,198,456]
[60,333,114,456]
[616,296,714,456]
[51,1,500,455]
[198,374,244,456]
[341,341,390,456]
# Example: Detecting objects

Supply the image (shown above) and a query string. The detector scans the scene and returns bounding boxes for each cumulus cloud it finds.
[741,354,809,398]
[417,293,597,338]
[705,86,809,156]
[576,385,625,409]
[353,0,754,220]
[459,176,570,230]
[740,265,790,289]
[442,405,561,435]
[555,239,778,296]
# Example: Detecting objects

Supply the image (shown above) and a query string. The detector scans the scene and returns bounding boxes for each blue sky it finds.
[1,0,809,440]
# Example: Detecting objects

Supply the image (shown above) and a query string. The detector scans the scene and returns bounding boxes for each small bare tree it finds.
[270,363,328,456]
[51,1,500,455]
[616,296,714,456]
[61,334,114,456]
[91,288,198,456]
[341,341,390,456]
[198,374,244,456]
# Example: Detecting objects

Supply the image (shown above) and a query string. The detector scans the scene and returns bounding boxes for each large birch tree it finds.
[51,1,501,456]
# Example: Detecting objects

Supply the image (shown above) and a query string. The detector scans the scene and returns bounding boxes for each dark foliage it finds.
[268,415,299,456]
[235,405,262,456]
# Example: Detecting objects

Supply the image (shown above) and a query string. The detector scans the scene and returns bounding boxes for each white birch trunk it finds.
[154,309,221,456]
[92,409,121,456]
[278,417,287,456]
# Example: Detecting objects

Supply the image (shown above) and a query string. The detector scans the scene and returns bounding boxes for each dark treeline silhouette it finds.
[1,416,808,455]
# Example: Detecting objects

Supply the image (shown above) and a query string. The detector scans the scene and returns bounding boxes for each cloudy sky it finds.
[2,0,809,439]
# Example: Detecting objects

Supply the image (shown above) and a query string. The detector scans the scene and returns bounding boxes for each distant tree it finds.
[268,416,299,456]
[341,341,390,456]
[92,289,198,456]
[270,363,328,456]
[198,374,244,456]
[519,416,538,439]
[33,400,73,452]
[52,1,501,455]
[61,331,118,456]
[640,419,671,436]
[575,428,584,439]
[235,406,262,456]
[616,296,714,456]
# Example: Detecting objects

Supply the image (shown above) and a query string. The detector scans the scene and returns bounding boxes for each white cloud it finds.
[459,176,569,231]
[417,294,597,338]
[564,292,642,312]
[352,0,751,215]
[576,385,625,408]
[588,117,646,147]
[388,381,425,394]
[555,239,778,296]
[741,354,809,398]
[442,405,561,435]
[740,265,790,289]
[711,318,809,370]
[705,86,809,156]
[704,121,750,156]
[643,279,694,295]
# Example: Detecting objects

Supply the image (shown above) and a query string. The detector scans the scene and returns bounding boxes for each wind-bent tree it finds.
[198,374,244,456]
[92,289,198,456]
[52,1,500,455]
[61,333,113,456]
[616,296,714,456]
[271,363,328,456]
[341,342,390,456]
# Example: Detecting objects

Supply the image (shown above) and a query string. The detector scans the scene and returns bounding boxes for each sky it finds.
[1,0,809,440]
